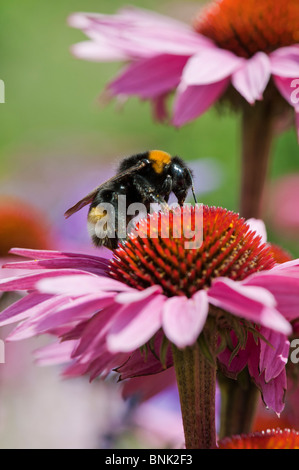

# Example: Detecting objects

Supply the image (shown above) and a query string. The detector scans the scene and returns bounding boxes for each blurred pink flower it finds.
[267,174,299,239]
[0,207,298,414]
[69,3,299,135]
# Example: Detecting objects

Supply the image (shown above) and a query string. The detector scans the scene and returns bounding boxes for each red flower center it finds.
[194,0,299,58]
[109,206,275,297]
[218,428,299,449]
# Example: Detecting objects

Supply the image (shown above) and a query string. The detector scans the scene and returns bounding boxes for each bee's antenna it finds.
[187,169,197,204]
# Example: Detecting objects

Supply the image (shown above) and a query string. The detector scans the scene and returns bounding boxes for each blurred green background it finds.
[0,0,298,252]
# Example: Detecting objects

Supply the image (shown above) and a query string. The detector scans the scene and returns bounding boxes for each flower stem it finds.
[222,101,276,438]
[240,101,276,219]
[172,333,217,449]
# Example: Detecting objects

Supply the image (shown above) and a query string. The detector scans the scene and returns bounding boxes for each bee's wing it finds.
[64,159,149,219]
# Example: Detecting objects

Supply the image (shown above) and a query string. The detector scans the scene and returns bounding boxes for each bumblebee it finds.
[65,150,197,249]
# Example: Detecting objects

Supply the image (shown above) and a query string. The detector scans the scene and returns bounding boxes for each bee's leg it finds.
[132,174,167,206]
[161,174,172,197]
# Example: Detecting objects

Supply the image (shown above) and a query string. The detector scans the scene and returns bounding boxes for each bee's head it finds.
[170,156,194,205]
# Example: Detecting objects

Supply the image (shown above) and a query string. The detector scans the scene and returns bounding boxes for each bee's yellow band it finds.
[149,150,171,174]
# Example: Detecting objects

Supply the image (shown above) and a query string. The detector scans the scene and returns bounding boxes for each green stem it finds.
[172,334,217,449]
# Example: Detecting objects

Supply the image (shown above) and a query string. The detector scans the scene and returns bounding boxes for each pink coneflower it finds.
[0,206,298,448]
[69,1,299,220]
[69,2,299,129]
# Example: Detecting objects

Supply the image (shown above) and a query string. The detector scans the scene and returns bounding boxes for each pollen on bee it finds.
[148,150,171,174]
[88,206,107,224]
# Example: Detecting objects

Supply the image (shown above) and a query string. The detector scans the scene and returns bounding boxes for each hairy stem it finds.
[172,334,217,449]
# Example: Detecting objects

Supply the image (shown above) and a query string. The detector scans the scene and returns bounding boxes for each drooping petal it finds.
[257,370,287,415]
[72,304,120,357]
[35,340,77,366]
[0,269,96,292]
[181,49,242,86]
[0,293,53,326]
[107,294,165,352]
[208,278,292,335]
[232,52,271,103]
[248,339,287,414]
[109,54,189,99]
[121,367,177,402]
[218,332,255,377]
[37,274,133,296]
[116,330,173,380]
[36,293,115,331]
[173,79,230,126]
[162,290,209,348]
[5,296,70,341]
[259,328,290,383]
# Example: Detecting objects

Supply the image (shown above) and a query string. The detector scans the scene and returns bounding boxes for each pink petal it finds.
[9,247,109,263]
[162,290,209,348]
[152,94,169,122]
[121,367,176,401]
[116,330,173,380]
[109,54,189,99]
[37,293,115,331]
[259,328,289,383]
[173,79,230,126]
[73,304,119,357]
[69,8,211,59]
[107,294,165,352]
[246,218,268,243]
[0,269,96,292]
[244,272,299,321]
[35,341,77,366]
[181,49,242,86]
[218,332,256,377]
[3,257,108,275]
[37,274,132,295]
[208,278,292,335]
[260,371,287,414]
[273,75,299,106]
[232,52,271,103]
[0,293,52,326]
[270,46,299,78]
[115,285,162,303]
[70,40,128,62]
[6,296,70,341]
[247,338,286,414]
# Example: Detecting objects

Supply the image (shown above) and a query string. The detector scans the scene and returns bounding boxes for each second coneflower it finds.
[69,0,299,220]
[0,206,299,448]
